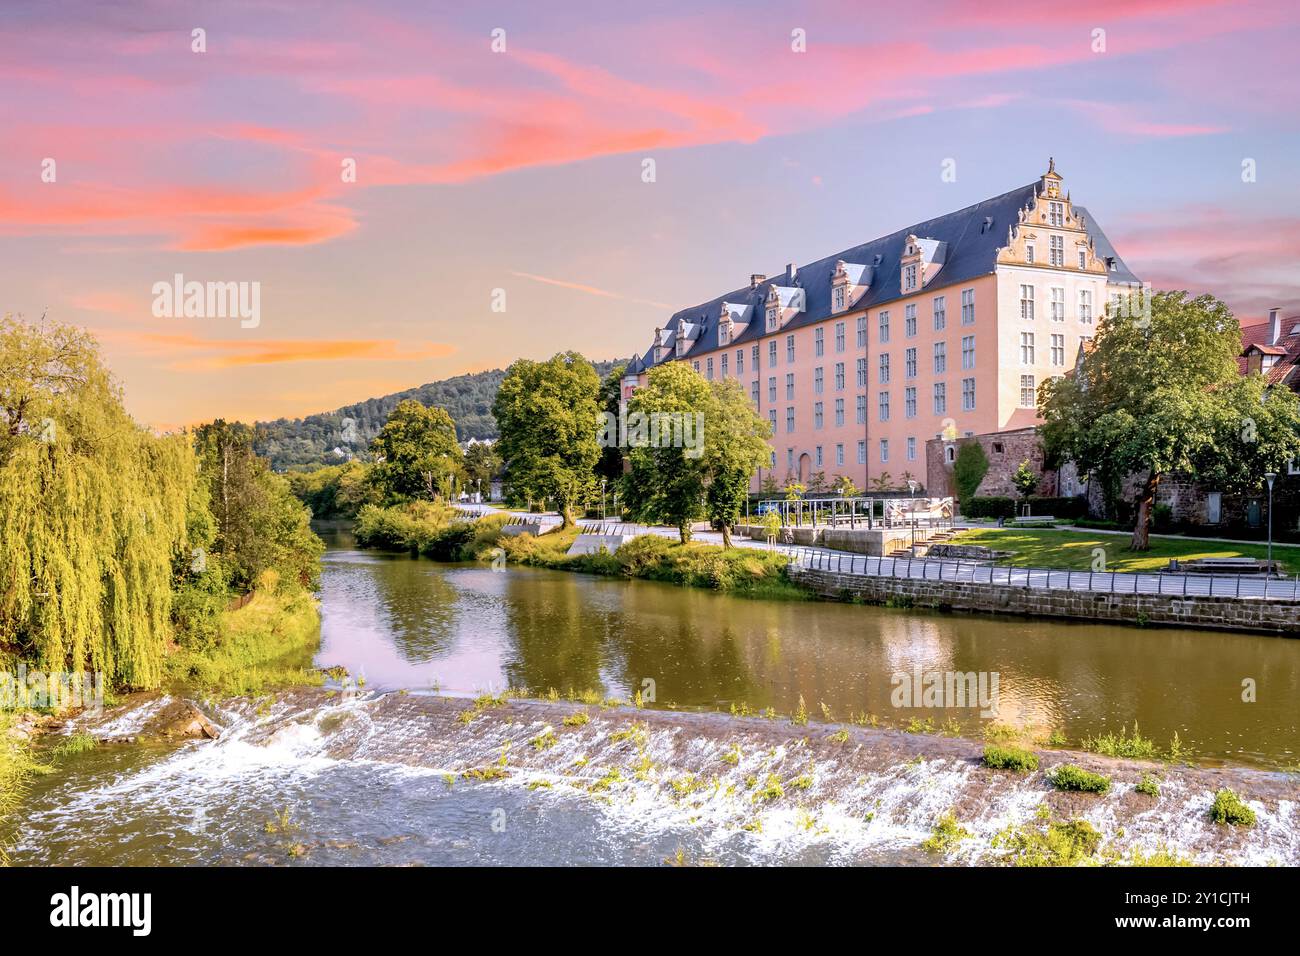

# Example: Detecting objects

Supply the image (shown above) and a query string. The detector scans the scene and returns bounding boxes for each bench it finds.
[1010,515,1056,526]
[1166,557,1285,577]
[925,543,1013,562]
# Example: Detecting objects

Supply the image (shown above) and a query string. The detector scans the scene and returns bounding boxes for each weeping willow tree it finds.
[0,314,202,689]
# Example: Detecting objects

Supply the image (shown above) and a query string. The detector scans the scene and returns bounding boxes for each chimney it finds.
[1270,307,1282,345]
[750,274,766,289]
[786,262,797,284]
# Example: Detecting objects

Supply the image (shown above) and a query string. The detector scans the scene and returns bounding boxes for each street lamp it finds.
[1266,471,1277,576]
[601,478,607,521]
[906,479,919,547]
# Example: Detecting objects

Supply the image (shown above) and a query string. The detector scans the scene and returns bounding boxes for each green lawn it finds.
[950,528,1300,576]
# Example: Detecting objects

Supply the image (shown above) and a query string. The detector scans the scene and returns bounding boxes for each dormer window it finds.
[718,322,730,347]
[834,286,845,311]
[904,263,918,291]
[1025,246,1035,264]
[1049,202,1064,227]
[766,307,777,331]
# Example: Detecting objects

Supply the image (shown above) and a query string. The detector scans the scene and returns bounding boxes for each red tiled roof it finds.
[1238,315,1300,387]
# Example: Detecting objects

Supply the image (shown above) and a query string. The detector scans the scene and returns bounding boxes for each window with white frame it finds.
[961,377,976,411]
[768,340,777,367]
[905,304,917,337]
[834,362,845,390]
[1026,245,1035,264]
[1020,284,1035,320]
[1079,288,1093,324]
[857,440,866,464]
[785,407,794,432]
[835,322,846,352]
[787,448,794,470]
[1051,333,1065,367]
[961,288,975,324]
[1020,331,1035,365]
[836,443,845,467]
[961,335,975,369]
[879,353,890,383]
[768,377,777,403]
[768,409,776,430]
[933,341,946,374]
[814,367,824,394]
[904,263,918,290]
[1078,248,1087,270]
[856,315,867,348]
[693,360,699,372]
[834,286,845,311]
[907,436,916,461]
[878,391,890,421]
[786,335,795,363]
[878,311,890,342]
[905,347,917,378]
[856,394,866,424]
[751,379,759,403]
[1050,235,1064,267]
[706,357,714,379]
[933,295,946,331]
[814,327,824,356]
[856,357,867,387]
[785,373,795,400]
[880,439,889,463]
[736,349,744,375]
[752,344,759,368]
[933,382,946,415]
[1049,201,1064,227]
[814,402,824,429]
[766,307,777,331]
[720,353,728,377]
[1051,286,1065,322]
[835,398,844,426]
[815,445,823,467]
[1020,374,1035,407]
[905,386,917,418]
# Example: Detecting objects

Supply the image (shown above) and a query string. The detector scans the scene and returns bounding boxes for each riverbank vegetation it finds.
[0,314,324,699]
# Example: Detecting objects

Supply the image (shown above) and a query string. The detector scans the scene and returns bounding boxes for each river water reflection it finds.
[317,531,1300,769]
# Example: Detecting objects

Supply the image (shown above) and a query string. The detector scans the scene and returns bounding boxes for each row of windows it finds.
[875,378,976,419]
[775,433,936,469]
[1018,332,1070,366]
[1018,285,1094,324]
[878,336,974,383]
[771,395,874,432]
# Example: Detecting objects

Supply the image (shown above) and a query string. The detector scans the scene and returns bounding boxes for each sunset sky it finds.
[2,0,1298,429]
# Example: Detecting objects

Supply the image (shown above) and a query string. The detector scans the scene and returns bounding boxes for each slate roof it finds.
[641,181,1140,367]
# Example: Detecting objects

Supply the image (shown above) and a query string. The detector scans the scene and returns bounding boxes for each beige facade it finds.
[623,161,1140,492]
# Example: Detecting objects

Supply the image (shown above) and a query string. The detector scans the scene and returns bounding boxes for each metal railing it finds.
[785,547,1300,600]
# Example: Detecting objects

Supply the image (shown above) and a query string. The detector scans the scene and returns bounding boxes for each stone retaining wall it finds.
[788,565,1300,636]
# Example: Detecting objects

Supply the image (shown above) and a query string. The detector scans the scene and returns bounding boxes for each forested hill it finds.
[254,359,625,470]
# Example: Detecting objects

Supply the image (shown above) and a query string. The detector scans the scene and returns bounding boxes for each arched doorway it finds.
[797,452,811,483]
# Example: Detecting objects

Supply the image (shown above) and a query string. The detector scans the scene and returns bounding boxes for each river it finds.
[8,530,1299,866]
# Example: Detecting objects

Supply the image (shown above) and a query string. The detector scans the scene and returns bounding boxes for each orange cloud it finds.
[109,332,455,369]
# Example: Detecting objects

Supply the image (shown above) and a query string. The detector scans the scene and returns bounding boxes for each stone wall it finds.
[789,565,1300,636]
[925,427,1062,501]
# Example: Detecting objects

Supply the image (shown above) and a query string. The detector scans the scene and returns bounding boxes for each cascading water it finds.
[11,690,1297,867]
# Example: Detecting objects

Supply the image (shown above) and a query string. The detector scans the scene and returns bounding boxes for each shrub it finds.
[921,812,972,853]
[1209,788,1256,827]
[1025,496,1088,519]
[353,500,460,552]
[1047,764,1111,794]
[966,496,1016,519]
[994,817,1102,867]
[953,442,989,507]
[1135,774,1160,798]
[983,744,1039,772]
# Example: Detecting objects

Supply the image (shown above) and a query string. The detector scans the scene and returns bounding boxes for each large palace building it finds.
[620,160,1141,490]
